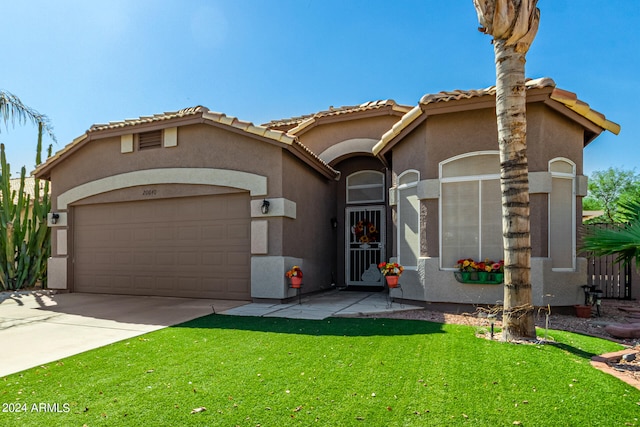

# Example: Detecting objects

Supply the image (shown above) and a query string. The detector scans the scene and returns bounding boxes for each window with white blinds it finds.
[440,153,503,269]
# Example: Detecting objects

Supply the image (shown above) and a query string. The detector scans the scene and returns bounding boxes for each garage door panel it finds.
[228,252,250,266]
[133,252,155,265]
[155,277,174,290]
[134,227,156,242]
[202,251,224,265]
[112,276,133,290]
[74,193,251,300]
[228,224,250,239]
[155,252,175,266]
[177,252,199,266]
[177,277,200,292]
[202,225,224,240]
[155,229,176,241]
[134,276,155,290]
[113,251,132,265]
[113,228,133,242]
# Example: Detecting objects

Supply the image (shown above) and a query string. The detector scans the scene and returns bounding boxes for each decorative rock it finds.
[622,353,636,362]
[605,323,640,339]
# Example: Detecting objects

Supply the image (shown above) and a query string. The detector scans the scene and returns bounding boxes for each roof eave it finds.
[33,133,90,179]
[373,105,425,158]
[286,142,341,180]
[549,90,621,136]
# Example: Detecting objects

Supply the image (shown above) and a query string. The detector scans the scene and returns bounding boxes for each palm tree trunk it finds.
[494,39,535,340]
[473,0,540,340]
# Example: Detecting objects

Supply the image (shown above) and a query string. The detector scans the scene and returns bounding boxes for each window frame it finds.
[548,157,576,272]
[397,170,420,269]
[346,170,385,204]
[439,151,502,270]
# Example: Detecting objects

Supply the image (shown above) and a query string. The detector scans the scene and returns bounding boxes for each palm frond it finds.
[582,220,640,269]
[617,198,640,223]
[0,90,56,143]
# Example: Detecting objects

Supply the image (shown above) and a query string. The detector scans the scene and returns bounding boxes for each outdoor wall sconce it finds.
[330,217,338,228]
[261,199,270,214]
[51,213,60,224]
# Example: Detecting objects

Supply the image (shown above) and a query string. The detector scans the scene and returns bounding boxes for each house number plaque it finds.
[142,189,157,196]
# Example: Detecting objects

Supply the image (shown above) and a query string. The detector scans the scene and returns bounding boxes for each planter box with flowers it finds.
[378,261,403,288]
[454,259,504,284]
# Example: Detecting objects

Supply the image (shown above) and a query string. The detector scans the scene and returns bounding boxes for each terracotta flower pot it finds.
[574,305,591,318]
[290,276,302,288]
[385,275,399,288]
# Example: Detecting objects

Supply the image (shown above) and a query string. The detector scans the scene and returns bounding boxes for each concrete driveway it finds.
[0,292,247,377]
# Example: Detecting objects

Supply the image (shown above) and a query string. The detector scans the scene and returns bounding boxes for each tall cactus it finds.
[0,123,51,290]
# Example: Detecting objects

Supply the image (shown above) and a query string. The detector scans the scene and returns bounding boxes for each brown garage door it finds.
[73,193,251,300]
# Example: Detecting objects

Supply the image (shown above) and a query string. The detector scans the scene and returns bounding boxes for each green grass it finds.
[1,315,639,426]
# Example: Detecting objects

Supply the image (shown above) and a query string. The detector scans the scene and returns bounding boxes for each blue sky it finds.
[2,0,638,177]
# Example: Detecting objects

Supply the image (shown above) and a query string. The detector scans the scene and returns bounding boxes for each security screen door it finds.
[346,206,385,286]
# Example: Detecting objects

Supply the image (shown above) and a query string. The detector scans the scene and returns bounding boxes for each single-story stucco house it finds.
[34,77,619,308]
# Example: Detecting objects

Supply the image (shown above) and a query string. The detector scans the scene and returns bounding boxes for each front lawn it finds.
[1,315,639,426]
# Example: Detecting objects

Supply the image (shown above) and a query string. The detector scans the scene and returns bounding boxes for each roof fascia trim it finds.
[373,105,425,157]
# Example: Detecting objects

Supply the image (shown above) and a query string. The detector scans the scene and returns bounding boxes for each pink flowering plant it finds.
[491,260,504,273]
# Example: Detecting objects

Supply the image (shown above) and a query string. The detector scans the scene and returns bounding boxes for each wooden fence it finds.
[584,223,638,300]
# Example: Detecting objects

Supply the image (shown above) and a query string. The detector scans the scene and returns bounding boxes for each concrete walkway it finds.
[221,289,421,320]
[0,292,246,377]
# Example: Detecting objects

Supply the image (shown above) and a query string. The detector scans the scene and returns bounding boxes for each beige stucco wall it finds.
[388,101,590,307]
[300,115,402,159]
[280,150,337,294]
[44,121,338,300]
[405,257,587,307]
[48,124,283,206]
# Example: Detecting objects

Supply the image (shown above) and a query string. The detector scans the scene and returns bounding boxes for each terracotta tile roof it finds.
[88,106,300,145]
[418,77,619,134]
[374,78,620,156]
[88,106,205,132]
[34,106,339,180]
[264,100,411,131]
[8,176,47,199]
[418,77,553,105]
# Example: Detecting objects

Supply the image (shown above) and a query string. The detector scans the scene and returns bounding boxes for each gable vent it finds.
[138,130,162,150]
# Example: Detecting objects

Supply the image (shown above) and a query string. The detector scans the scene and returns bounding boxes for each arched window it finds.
[440,152,502,269]
[398,170,420,268]
[549,158,576,271]
[346,171,385,204]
